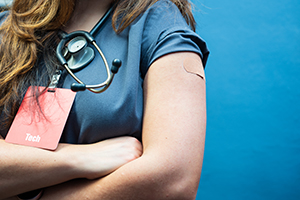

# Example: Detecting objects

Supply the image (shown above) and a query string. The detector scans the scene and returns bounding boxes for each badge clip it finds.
[48,70,62,92]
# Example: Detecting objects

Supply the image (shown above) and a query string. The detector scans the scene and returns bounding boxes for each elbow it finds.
[164,174,200,200]
[152,161,201,200]
[136,161,201,199]
[139,149,203,199]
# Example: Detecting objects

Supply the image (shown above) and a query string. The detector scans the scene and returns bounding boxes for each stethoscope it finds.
[56,6,121,93]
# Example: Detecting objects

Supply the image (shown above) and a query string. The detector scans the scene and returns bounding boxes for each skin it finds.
[0,136,142,199]
[63,0,113,33]
[0,0,206,199]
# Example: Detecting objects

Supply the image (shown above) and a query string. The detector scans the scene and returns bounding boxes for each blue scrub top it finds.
[0,0,209,143]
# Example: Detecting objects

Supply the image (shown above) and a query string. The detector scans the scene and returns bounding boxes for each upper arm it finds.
[35,52,207,200]
[142,51,206,184]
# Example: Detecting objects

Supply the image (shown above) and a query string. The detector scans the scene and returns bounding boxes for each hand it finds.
[67,136,143,179]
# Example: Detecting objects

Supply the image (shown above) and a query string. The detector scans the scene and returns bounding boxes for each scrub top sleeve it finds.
[140,0,209,78]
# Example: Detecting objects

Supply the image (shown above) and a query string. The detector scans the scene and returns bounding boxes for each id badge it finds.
[5,86,76,150]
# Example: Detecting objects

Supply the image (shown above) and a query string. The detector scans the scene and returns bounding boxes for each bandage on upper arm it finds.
[182,57,205,80]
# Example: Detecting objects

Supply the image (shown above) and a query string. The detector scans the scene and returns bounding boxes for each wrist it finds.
[56,143,84,179]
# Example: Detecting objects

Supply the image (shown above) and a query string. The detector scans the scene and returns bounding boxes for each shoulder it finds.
[137,1,193,61]
[143,0,188,31]
[128,0,189,39]
[134,0,209,76]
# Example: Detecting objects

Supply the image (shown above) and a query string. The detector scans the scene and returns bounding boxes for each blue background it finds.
[192,0,300,199]
[1,0,299,199]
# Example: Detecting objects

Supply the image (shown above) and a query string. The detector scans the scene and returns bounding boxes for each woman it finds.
[0,0,209,199]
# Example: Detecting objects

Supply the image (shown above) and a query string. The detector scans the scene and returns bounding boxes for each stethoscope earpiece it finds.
[71,83,86,92]
[111,59,122,74]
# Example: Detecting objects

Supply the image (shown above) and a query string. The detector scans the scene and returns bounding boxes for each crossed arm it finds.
[0,52,206,200]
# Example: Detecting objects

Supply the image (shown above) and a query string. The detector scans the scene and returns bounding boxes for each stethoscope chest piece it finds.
[63,36,95,72]
[56,6,122,93]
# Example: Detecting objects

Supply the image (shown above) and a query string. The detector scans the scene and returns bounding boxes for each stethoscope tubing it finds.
[62,43,114,93]
[56,5,121,93]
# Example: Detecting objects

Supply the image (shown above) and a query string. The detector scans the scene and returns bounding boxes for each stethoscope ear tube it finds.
[56,31,122,93]
[69,58,122,93]
[56,5,121,94]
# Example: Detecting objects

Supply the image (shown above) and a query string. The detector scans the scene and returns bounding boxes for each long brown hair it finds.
[0,0,196,128]
[113,0,195,33]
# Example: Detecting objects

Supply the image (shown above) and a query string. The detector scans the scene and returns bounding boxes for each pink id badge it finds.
[5,86,76,150]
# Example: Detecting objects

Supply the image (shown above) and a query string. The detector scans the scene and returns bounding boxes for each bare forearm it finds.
[0,136,142,199]
[0,139,77,199]
[42,150,203,200]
